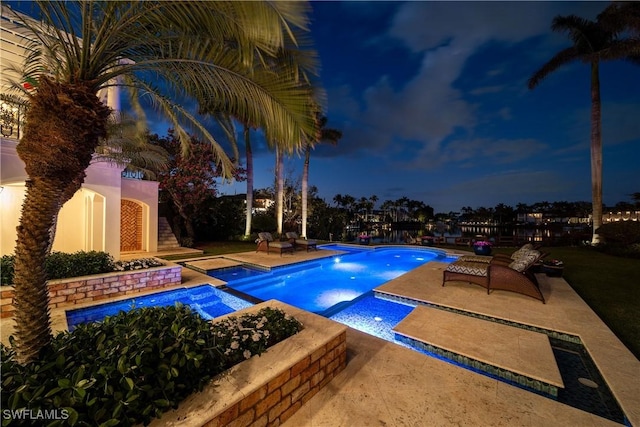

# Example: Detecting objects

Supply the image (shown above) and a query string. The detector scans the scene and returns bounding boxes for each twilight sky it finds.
[8,1,637,213]
[216,1,640,213]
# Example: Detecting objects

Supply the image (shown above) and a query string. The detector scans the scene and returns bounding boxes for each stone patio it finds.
[1,245,638,426]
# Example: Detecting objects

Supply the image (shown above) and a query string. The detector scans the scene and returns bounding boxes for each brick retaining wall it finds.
[205,330,347,427]
[0,264,182,318]
[152,301,348,427]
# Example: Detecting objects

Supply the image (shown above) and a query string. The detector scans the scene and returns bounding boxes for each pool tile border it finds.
[374,291,583,344]
[394,333,560,398]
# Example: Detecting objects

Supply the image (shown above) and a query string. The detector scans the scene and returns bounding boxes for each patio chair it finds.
[487,260,545,303]
[454,237,472,246]
[457,243,543,264]
[443,247,546,303]
[285,232,318,252]
[256,232,294,256]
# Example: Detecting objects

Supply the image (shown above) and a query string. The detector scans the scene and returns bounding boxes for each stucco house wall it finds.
[1,6,161,259]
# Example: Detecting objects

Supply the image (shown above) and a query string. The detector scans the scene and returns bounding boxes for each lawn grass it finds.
[161,241,639,360]
[161,241,258,260]
[540,246,640,360]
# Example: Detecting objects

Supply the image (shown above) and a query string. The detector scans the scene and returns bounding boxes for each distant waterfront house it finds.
[0,6,160,259]
[603,210,640,222]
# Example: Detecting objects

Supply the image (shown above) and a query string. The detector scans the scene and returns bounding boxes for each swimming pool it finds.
[65,284,253,329]
[210,245,453,316]
[65,246,627,423]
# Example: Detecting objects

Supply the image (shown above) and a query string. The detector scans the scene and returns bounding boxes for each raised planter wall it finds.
[0,263,182,318]
[152,300,348,427]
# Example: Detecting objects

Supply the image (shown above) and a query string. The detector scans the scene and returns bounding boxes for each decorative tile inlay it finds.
[374,291,582,344]
[395,334,559,398]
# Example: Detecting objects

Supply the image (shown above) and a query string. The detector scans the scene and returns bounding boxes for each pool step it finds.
[393,305,563,397]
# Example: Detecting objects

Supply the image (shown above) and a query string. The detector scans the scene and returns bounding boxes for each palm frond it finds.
[6,0,320,174]
[131,77,235,177]
[528,47,582,89]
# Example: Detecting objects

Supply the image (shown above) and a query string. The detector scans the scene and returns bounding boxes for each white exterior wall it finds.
[0,138,128,258]
[1,8,159,259]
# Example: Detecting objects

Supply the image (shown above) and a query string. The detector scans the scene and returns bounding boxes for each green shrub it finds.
[1,305,301,426]
[211,307,303,369]
[1,255,14,286]
[0,252,164,285]
[596,221,640,245]
[113,258,164,271]
[596,221,640,258]
[45,251,115,280]
[179,237,194,248]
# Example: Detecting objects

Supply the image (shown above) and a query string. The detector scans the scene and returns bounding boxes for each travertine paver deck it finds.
[393,304,564,389]
[184,258,242,272]
[2,245,637,426]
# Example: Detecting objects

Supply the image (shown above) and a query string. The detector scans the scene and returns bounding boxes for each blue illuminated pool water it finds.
[66,284,253,329]
[212,245,452,315]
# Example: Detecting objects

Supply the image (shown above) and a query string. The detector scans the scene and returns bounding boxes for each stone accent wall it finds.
[0,264,181,318]
[205,331,347,427]
[151,301,348,427]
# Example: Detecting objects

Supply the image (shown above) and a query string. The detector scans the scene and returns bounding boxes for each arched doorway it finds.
[120,199,143,252]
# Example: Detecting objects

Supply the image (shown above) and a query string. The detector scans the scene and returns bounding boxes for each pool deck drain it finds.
[393,305,564,396]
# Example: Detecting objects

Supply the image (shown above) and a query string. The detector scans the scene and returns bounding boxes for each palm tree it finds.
[275,145,285,235]
[528,12,632,244]
[242,124,255,237]
[529,6,640,244]
[598,2,640,39]
[300,114,341,238]
[5,1,318,363]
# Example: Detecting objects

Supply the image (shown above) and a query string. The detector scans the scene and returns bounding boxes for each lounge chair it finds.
[457,243,542,264]
[488,261,545,303]
[433,236,446,245]
[454,237,472,246]
[285,232,317,252]
[256,232,294,256]
[443,246,546,303]
[404,234,417,244]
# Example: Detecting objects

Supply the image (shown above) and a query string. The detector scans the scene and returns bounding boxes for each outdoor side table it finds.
[542,260,564,277]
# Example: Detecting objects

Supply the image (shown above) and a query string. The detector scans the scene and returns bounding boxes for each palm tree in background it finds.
[528,9,638,244]
[4,1,318,363]
[300,114,342,238]
[241,124,256,237]
[598,2,640,39]
[274,146,285,234]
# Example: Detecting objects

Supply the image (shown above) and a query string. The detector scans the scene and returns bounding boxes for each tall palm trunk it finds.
[13,77,110,363]
[301,143,310,238]
[590,61,603,244]
[244,125,254,237]
[275,147,284,235]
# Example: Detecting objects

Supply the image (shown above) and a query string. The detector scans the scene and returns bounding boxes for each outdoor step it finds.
[393,305,563,397]
[157,217,179,248]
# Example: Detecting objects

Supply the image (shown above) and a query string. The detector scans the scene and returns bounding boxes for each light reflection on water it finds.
[225,245,446,315]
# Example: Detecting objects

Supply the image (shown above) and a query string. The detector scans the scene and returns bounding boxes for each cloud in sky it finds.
[336,2,572,165]
[131,1,640,212]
